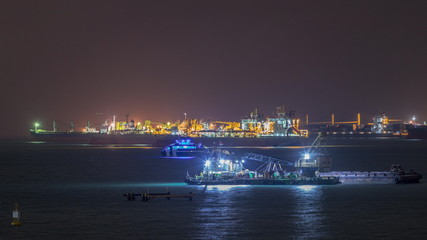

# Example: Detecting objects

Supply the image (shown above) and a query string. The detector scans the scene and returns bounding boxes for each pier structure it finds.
[303,113,405,135]
[123,192,193,201]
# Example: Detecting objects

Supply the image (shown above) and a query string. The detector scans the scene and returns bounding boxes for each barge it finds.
[319,164,422,184]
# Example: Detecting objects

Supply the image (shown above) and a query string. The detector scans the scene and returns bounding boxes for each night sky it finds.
[1,1,426,137]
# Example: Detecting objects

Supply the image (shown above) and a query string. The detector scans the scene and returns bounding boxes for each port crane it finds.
[239,152,294,174]
[295,133,332,175]
[238,134,329,177]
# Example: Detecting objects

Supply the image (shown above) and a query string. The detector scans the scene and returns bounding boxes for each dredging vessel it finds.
[185,134,422,185]
[185,134,340,185]
[184,148,340,185]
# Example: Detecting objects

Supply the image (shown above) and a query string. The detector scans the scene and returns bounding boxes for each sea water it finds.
[0,139,427,239]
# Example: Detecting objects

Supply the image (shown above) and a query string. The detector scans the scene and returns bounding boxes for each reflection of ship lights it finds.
[297,185,316,191]
[206,185,251,191]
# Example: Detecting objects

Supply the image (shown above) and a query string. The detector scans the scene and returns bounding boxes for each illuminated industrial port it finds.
[29,106,426,145]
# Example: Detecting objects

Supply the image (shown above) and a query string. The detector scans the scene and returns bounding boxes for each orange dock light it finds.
[357,113,361,126]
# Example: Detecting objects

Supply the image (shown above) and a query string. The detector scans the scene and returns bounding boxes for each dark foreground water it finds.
[1,139,427,239]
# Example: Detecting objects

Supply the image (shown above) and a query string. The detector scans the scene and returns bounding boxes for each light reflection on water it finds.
[190,185,327,239]
[204,185,251,191]
[297,185,317,191]
[193,185,252,239]
[292,185,326,239]
[63,182,188,189]
[156,156,195,160]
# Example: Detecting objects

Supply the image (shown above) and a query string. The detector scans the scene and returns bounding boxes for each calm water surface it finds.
[0,139,427,239]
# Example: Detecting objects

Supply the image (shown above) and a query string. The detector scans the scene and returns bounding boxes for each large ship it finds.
[184,147,340,186]
[185,134,422,185]
[29,130,304,146]
[407,125,427,139]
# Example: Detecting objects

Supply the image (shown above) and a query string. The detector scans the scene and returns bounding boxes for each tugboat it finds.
[391,164,423,183]
[161,138,209,157]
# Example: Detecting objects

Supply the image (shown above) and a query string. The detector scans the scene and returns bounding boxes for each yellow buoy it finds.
[11,203,21,226]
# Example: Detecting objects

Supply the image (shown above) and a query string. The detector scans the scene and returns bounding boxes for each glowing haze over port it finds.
[1,0,426,137]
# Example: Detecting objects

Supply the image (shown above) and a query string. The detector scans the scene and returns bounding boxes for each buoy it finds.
[11,203,21,226]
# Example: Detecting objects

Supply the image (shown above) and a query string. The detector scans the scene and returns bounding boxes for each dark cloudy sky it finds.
[1,0,426,137]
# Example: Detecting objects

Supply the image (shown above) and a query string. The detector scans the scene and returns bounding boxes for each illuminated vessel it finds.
[185,134,422,186]
[184,146,340,186]
[161,138,209,157]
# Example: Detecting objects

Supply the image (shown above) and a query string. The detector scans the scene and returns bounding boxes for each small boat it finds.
[161,138,209,157]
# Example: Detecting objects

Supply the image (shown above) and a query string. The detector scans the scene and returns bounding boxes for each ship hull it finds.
[29,131,95,143]
[185,177,340,185]
[161,150,209,157]
[407,127,427,139]
[319,171,422,184]
[30,131,303,147]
